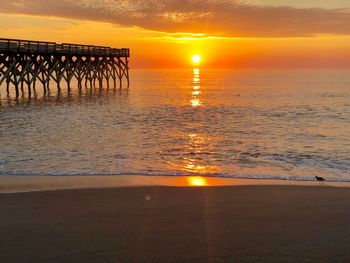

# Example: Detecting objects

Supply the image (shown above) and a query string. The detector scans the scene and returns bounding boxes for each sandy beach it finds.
[2,2,350,262]
[1,185,350,262]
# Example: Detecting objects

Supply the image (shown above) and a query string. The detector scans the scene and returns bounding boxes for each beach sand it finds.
[1,185,350,262]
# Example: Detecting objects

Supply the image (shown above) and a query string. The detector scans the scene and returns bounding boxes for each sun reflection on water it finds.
[182,133,217,175]
[190,98,201,107]
[167,68,217,180]
[193,77,200,83]
[191,68,202,107]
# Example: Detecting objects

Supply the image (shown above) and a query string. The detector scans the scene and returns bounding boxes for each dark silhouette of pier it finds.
[0,38,130,96]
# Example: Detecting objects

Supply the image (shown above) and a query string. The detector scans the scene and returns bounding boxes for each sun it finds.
[192,55,201,64]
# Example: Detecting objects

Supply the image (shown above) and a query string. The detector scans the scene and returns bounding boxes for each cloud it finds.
[1,0,350,37]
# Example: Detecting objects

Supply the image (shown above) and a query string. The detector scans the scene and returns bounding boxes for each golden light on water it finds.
[187,176,208,187]
[193,77,200,83]
[167,69,217,180]
[191,68,202,107]
[191,98,201,107]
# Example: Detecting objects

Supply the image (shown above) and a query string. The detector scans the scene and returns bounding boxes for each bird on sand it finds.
[315,176,325,185]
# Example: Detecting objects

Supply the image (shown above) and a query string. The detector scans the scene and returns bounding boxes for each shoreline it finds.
[1,185,350,262]
[1,175,350,194]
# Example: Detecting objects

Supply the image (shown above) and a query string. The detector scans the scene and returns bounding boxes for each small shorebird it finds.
[315,176,325,185]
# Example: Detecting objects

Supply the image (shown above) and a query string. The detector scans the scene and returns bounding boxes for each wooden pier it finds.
[0,38,130,96]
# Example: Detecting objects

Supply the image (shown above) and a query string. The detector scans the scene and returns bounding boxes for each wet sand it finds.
[2,175,350,193]
[1,185,350,262]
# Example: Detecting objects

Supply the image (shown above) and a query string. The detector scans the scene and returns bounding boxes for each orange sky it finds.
[1,1,350,69]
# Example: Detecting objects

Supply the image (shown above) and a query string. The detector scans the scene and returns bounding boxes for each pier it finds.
[0,38,130,96]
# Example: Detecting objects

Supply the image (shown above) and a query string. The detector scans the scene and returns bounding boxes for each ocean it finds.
[0,69,349,181]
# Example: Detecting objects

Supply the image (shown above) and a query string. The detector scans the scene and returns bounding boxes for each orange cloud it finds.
[1,0,350,37]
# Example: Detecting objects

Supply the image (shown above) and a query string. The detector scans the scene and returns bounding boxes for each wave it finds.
[1,170,350,183]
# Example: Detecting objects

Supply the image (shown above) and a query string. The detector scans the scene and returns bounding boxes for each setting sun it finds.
[192,55,201,64]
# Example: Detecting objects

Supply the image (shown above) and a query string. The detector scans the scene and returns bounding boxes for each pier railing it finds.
[0,38,130,57]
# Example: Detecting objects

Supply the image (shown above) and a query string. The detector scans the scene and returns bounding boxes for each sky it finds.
[1,0,350,68]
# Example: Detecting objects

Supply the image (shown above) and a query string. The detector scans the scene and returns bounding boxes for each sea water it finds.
[0,69,349,181]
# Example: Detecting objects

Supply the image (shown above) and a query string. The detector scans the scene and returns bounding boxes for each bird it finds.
[315,176,325,185]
